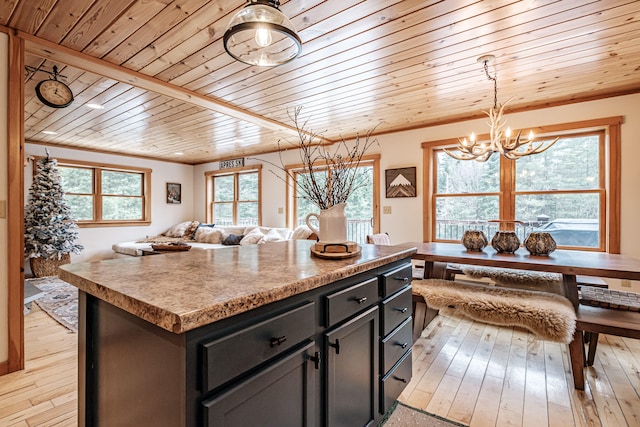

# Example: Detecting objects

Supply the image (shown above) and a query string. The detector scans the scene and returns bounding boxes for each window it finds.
[53,159,151,226]
[206,166,261,226]
[423,117,622,252]
[287,156,380,244]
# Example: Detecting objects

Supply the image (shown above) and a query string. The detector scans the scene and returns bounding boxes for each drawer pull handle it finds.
[270,336,287,347]
[396,342,409,349]
[329,339,341,355]
[309,351,321,370]
[393,376,408,384]
[355,296,368,304]
[393,276,410,282]
[394,307,408,314]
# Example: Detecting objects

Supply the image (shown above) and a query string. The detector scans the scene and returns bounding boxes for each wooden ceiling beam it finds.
[18,31,332,143]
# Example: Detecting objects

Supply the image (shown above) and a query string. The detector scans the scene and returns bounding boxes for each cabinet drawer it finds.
[201,301,315,392]
[382,285,412,336]
[381,264,412,297]
[380,349,412,414]
[325,277,379,327]
[381,317,412,375]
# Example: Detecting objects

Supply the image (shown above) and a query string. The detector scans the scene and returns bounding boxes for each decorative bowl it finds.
[524,232,557,256]
[491,231,521,254]
[461,230,488,252]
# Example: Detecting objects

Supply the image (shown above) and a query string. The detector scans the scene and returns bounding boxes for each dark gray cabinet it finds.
[325,306,379,427]
[78,258,412,427]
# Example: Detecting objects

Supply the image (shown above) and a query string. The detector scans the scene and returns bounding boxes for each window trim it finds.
[422,116,622,253]
[205,165,262,225]
[285,154,381,232]
[35,157,152,227]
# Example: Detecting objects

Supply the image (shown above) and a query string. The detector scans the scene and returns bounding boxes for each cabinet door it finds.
[202,341,316,427]
[325,306,379,427]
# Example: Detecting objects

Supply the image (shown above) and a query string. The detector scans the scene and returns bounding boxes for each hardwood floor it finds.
[0,304,77,427]
[400,308,640,427]
[1,304,639,426]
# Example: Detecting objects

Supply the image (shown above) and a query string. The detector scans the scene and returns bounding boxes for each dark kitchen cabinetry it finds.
[78,258,413,427]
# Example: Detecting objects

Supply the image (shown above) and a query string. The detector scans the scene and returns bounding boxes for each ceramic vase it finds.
[461,230,488,251]
[524,232,557,256]
[305,202,348,244]
[491,231,521,254]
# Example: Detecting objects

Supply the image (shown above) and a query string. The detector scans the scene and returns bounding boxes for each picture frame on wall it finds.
[167,182,181,204]
[385,167,417,198]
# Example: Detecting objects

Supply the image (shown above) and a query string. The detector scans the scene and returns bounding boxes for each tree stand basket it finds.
[30,253,70,278]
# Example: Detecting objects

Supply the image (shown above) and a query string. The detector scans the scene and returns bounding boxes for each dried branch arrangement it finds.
[259,107,378,210]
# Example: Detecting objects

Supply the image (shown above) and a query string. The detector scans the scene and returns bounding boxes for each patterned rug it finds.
[382,402,466,426]
[27,276,78,332]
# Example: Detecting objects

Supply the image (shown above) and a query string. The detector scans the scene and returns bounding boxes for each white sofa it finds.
[112,221,315,257]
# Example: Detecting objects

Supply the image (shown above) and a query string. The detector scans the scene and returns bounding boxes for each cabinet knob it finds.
[355,296,368,304]
[270,336,287,347]
[396,342,409,349]
[393,376,408,384]
[393,276,410,282]
[329,339,341,355]
[394,307,408,314]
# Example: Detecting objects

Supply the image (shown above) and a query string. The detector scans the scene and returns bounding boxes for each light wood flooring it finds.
[2,305,639,426]
[0,304,77,426]
[399,308,640,427]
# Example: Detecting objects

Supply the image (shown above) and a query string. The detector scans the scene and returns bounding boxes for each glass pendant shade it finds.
[223,1,302,67]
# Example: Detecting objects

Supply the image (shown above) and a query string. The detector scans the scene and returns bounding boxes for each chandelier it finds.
[444,55,559,162]
[223,0,302,67]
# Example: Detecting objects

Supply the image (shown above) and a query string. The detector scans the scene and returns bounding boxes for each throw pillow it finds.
[291,224,313,240]
[222,234,244,245]
[192,223,215,239]
[183,221,200,239]
[163,221,192,237]
[260,228,286,244]
[240,227,265,245]
[194,227,223,244]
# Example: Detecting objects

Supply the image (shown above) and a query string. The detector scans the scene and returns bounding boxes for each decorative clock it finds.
[31,65,74,108]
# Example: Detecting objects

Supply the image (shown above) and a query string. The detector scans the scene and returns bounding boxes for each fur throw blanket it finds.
[450,264,563,294]
[412,279,576,343]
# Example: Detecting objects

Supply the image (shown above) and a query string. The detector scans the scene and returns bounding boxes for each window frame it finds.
[285,155,381,233]
[205,165,262,225]
[422,117,622,253]
[36,157,152,227]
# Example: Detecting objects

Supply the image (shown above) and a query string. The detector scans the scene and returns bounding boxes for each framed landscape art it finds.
[385,167,417,198]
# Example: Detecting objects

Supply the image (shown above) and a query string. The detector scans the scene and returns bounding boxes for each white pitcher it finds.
[305,202,348,243]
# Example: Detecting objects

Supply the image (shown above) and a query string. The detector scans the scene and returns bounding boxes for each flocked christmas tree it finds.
[24,153,84,261]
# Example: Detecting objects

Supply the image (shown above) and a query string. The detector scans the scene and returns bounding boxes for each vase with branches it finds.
[258,107,378,245]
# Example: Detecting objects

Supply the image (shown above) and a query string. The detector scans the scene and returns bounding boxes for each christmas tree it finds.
[24,154,84,260]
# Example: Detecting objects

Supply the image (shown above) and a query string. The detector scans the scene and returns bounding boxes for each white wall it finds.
[24,144,194,263]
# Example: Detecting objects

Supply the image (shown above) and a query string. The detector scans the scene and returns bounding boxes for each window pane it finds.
[59,166,93,194]
[214,203,233,225]
[238,172,258,201]
[102,196,143,220]
[238,202,258,225]
[66,195,94,220]
[516,135,600,191]
[436,151,499,194]
[214,175,235,202]
[435,196,499,240]
[344,166,373,243]
[102,171,142,196]
[515,193,599,247]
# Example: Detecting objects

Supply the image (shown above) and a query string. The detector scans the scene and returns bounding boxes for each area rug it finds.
[27,276,78,332]
[382,402,467,426]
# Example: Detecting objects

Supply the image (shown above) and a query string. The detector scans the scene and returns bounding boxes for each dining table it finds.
[399,241,640,390]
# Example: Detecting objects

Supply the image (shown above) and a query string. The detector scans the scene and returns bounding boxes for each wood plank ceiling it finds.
[4,0,640,165]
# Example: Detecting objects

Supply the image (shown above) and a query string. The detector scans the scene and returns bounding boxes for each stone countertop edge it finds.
[58,240,417,334]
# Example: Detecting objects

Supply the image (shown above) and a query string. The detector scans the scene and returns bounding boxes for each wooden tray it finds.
[310,245,361,259]
[151,243,192,251]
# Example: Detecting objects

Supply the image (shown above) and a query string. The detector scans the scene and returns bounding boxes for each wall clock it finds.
[35,78,74,108]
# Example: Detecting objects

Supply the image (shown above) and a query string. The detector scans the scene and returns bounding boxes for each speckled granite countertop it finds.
[59,240,416,334]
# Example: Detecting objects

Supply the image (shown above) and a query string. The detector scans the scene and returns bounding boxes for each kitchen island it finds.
[59,239,416,427]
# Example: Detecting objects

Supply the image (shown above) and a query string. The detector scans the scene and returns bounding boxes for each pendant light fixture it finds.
[223,0,302,67]
[444,55,559,162]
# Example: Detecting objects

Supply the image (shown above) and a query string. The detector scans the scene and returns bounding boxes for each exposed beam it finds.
[19,31,332,143]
